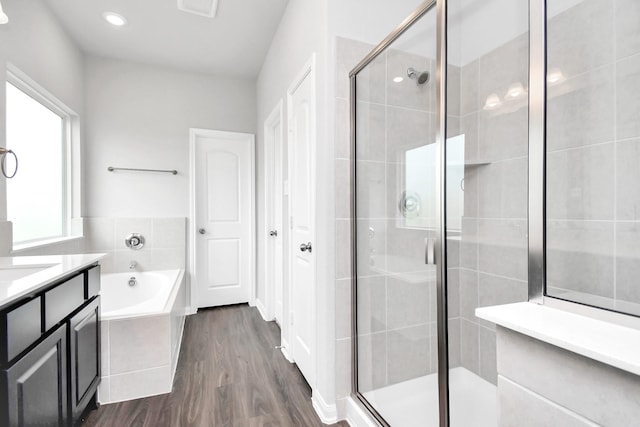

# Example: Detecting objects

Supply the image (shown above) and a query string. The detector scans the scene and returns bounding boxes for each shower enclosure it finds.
[348,0,638,425]
[350,1,529,424]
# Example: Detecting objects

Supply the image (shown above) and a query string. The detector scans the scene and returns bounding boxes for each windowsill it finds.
[11,235,84,254]
[476,302,640,376]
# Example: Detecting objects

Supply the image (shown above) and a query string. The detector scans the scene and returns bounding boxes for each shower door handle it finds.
[425,237,436,265]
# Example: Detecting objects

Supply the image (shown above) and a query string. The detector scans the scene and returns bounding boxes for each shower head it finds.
[407,67,430,85]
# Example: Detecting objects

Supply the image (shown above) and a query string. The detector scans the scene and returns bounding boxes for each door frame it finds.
[263,100,285,323]
[285,53,317,383]
[188,128,256,313]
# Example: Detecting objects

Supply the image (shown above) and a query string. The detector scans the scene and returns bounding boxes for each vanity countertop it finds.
[0,254,106,310]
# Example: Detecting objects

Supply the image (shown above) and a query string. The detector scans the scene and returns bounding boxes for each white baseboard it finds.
[255,298,271,321]
[345,397,380,427]
[280,338,294,363]
[312,392,339,424]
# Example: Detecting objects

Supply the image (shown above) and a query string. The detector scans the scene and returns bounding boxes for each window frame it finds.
[6,64,81,250]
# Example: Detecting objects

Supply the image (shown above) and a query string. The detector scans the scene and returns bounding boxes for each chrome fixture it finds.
[0,147,17,178]
[398,190,421,218]
[269,230,278,237]
[198,228,206,235]
[128,276,137,287]
[125,233,145,250]
[108,166,178,175]
[407,67,430,85]
[129,261,137,270]
[299,242,312,253]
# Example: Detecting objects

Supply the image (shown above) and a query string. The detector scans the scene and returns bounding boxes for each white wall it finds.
[0,0,85,219]
[0,0,85,254]
[84,56,256,218]
[255,0,332,412]
[0,0,85,116]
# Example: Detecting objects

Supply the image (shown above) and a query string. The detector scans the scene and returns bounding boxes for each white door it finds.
[287,56,316,387]
[192,129,255,308]
[265,102,285,325]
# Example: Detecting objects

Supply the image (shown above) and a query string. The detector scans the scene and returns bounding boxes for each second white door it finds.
[192,129,254,308]
[288,55,316,387]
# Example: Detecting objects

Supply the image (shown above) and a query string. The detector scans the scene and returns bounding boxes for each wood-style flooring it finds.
[82,304,349,427]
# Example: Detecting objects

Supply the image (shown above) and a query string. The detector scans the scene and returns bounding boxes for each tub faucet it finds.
[129,261,137,270]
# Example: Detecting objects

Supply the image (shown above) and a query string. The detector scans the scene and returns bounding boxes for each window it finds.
[5,69,77,247]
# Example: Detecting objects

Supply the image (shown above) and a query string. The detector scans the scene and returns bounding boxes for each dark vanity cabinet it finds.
[0,264,101,427]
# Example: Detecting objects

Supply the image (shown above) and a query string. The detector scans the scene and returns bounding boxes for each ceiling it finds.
[44,0,290,78]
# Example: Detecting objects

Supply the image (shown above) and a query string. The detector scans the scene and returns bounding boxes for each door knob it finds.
[269,230,278,237]
[299,242,312,253]
[199,228,206,235]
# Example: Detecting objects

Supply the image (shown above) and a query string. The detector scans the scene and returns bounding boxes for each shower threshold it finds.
[362,367,497,427]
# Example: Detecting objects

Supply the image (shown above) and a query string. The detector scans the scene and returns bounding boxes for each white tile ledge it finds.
[476,302,640,376]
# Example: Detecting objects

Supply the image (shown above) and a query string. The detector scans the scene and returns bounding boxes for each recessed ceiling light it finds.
[393,76,404,83]
[103,12,127,27]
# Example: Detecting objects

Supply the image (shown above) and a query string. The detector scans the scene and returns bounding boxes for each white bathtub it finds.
[98,269,187,404]
[101,270,179,319]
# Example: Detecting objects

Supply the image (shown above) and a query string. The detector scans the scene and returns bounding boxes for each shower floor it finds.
[362,367,497,427]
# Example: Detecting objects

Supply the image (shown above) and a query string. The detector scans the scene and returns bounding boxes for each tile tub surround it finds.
[477,302,640,427]
[84,217,186,273]
[98,270,187,404]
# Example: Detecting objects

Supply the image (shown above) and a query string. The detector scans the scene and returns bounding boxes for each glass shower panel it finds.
[545,0,640,317]
[445,0,529,426]
[354,7,439,427]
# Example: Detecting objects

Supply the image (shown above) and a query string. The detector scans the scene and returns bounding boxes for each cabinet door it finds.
[69,297,100,420]
[5,325,67,427]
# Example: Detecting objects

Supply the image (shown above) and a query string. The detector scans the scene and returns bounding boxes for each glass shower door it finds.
[352,5,440,426]
[445,1,530,426]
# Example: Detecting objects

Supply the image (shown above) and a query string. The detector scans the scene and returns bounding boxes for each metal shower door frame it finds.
[348,0,450,425]
[347,0,561,424]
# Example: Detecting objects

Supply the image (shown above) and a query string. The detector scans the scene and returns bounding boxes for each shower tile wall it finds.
[84,217,186,273]
[335,36,461,397]
[545,0,640,312]
[449,31,529,383]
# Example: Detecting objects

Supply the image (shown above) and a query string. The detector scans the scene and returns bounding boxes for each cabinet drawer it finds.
[5,297,42,362]
[86,265,100,299]
[45,274,84,330]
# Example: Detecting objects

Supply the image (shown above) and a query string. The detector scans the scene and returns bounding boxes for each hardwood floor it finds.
[82,304,349,427]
